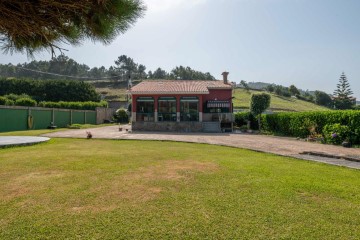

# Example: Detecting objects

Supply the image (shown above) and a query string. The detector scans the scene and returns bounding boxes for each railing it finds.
[180,112,199,122]
[202,113,234,122]
[136,113,155,122]
[158,113,177,122]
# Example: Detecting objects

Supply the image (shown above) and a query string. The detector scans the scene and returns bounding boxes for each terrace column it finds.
[199,95,203,122]
[176,96,180,122]
[154,96,158,122]
[132,96,136,122]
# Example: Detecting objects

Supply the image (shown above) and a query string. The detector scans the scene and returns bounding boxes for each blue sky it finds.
[1,0,359,98]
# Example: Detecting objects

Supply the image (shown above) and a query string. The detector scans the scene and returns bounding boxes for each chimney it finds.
[222,72,229,84]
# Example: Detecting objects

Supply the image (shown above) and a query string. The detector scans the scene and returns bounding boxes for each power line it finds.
[14,66,123,80]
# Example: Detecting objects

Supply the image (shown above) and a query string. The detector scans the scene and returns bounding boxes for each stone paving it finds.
[0,136,50,148]
[43,125,360,170]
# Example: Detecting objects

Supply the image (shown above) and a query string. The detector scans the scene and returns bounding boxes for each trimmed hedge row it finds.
[38,101,108,110]
[261,110,360,144]
[0,96,36,107]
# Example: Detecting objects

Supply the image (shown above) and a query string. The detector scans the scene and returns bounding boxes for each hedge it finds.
[15,98,37,107]
[261,110,360,144]
[38,101,108,110]
[0,78,99,102]
[234,112,259,130]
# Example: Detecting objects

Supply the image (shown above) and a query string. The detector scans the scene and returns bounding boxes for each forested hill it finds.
[0,54,214,81]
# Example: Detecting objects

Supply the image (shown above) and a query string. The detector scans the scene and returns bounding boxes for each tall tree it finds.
[314,91,332,108]
[137,64,147,79]
[240,80,250,92]
[169,66,215,80]
[152,68,168,79]
[289,85,300,96]
[250,93,271,131]
[114,55,138,80]
[333,72,354,109]
[0,0,145,55]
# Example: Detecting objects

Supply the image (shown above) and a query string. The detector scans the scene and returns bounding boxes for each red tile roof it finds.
[129,80,232,94]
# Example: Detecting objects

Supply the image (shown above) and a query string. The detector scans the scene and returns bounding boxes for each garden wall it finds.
[0,105,98,132]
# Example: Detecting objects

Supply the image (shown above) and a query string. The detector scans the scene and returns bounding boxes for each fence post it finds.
[52,108,55,124]
[70,110,73,125]
[84,111,87,124]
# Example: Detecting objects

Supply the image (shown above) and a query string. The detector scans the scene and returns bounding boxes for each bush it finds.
[15,98,37,107]
[4,93,32,101]
[0,96,7,105]
[5,99,14,106]
[114,108,129,123]
[323,124,350,145]
[234,112,259,130]
[38,101,107,110]
[261,110,360,144]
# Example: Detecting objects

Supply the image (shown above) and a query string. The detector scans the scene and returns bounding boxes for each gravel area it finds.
[43,125,360,169]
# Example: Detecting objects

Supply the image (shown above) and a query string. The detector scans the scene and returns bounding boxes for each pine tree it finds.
[333,72,354,109]
[0,0,145,56]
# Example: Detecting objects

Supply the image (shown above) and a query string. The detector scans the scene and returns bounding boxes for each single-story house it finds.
[128,72,234,132]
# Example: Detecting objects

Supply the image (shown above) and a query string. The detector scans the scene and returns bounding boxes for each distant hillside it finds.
[233,89,329,112]
[94,81,330,112]
[246,82,271,90]
[244,81,317,96]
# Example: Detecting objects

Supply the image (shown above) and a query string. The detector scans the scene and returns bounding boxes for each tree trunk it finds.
[258,114,261,132]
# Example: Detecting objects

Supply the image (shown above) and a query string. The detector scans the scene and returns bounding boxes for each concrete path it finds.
[43,125,360,170]
[0,136,50,148]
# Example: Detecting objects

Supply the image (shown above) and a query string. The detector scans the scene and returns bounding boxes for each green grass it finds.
[233,88,330,112]
[0,139,359,239]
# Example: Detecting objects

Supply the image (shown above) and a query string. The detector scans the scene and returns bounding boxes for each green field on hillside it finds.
[233,88,330,112]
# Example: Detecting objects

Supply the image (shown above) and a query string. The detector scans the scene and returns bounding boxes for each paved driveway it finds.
[43,125,360,169]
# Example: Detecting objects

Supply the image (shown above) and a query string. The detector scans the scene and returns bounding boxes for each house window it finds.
[136,97,154,122]
[180,97,199,121]
[158,97,176,121]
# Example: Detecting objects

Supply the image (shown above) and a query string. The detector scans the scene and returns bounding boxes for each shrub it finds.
[323,124,350,145]
[234,112,259,130]
[5,99,14,106]
[0,96,7,105]
[261,110,360,144]
[4,93,32,101]
[114,108,129,123]
[15,98,37,107]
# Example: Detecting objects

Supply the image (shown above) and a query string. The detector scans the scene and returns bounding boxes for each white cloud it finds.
[144,0,207,12]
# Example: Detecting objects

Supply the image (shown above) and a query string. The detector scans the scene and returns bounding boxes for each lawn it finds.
[233,88,330,112]
[0,139,359,239]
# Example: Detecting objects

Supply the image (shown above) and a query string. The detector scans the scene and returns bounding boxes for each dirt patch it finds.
[70,160,219,213]
[1,171,64,201]
[136,160,219,181]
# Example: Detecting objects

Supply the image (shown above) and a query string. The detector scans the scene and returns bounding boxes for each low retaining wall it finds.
[132,122,203,132]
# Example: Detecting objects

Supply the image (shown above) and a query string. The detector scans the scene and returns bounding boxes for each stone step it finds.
[202,122,221,133]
